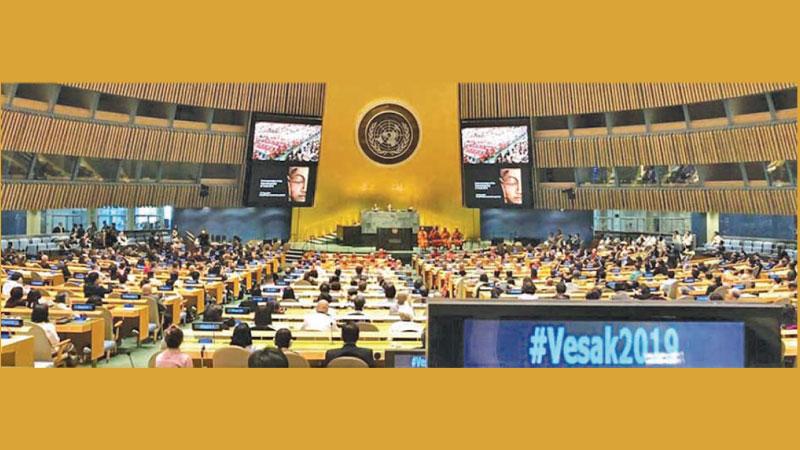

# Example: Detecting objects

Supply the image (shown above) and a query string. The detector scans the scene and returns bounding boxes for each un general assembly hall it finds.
[0,81,797,369]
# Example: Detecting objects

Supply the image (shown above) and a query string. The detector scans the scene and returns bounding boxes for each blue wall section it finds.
[691,213,707,245]
[719,214,797,240]
[480,209,594,242]
[173,208,291,242]
[1,211,27,236]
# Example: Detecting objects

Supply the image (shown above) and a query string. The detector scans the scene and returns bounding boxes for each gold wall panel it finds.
[293,81,478,241]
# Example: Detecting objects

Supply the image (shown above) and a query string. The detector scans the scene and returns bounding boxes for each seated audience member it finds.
[52,292,70,310]
[344,295,369,320]
[281,286,296,300]
[383,282,397,304]
[26,290,44,308]
[253,303,275,331]
[517,282,538,300]
[585,288,602,300]
[324,323,375,367]
[230,322,254,351]
[554,282,570,300]
[2,272,24,296]
[203,304,224,323]
[155,326,193,368]
[83,272,112,299]
[86,295,105,307]
[274,328,295,352]
[389,311,424,334]
[4,287,27,308]
[31,303,60,349]
[248,348,289,368]
[301,300,338,332]
[390,291,413,316]
[676,286,694,301]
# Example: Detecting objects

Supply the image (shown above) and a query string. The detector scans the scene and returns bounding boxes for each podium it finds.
[376,228,414,251]
[361,210,420,234]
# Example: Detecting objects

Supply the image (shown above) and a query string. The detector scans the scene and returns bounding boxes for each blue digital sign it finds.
[463,320,745,368]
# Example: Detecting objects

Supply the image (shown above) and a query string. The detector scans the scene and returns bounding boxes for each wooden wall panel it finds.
[63,83,325,115]
[1,182,242,210]
[534,187,796,215]
[534,122,797,167]
[1,110,245,164]
[460,83,796,119]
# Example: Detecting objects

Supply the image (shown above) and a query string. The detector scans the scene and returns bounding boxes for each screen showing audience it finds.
[461,122,533,208]
[245,115,321,207]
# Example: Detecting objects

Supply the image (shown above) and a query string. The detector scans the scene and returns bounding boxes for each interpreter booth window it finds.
[32,154,77,181]
[575,167,615,186]
[617,166,658,185]
[75,158,119,182]
[594,210,691,235]
[117,160,138,183]
[538,168,575,185]
[134,207,162,230]
[660,165,700,185]
[44,209,87,233]
[200,163,239,184]
[698,163,744,187]
[766,160,796,187]
[97,207,128,230]
[161,162,200,184]
[2,151,35,180]
[139,160,161,182]
[742,162,768,187]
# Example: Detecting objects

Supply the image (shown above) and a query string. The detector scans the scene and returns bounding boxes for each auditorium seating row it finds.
[703,237,797,258]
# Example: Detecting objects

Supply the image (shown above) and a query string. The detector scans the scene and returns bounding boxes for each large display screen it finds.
[244,114,322,207]
[252,121,321,162]
[463,320,745,368]
[460,120,533,208]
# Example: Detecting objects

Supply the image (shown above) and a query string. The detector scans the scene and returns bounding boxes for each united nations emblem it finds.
[357,103,419,164]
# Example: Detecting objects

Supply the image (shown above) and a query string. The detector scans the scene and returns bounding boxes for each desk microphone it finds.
[200,345,206,368]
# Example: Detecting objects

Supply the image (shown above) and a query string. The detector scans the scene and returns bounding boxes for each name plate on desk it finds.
[1,318,24,327]
[225,307,250,315]
[192,322,224,332]
[121,293,141,300]
[72,304,95,311]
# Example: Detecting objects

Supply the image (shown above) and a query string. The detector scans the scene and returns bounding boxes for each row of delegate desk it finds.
[0,259,278,366]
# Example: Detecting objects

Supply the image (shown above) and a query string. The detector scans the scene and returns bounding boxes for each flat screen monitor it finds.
[426,300,783,368]
[244,114,322,207]
[460,120,533,208]
[384,349,427,368]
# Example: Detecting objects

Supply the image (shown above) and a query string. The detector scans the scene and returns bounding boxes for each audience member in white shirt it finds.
[2,272,25,297]
[31,304,60,349]
[389,312,424,334]
[517,282,539,300]
[301,300,338,332]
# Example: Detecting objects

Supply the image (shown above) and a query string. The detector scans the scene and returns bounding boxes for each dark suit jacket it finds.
[324,343,375,367]
[83,283,111,299]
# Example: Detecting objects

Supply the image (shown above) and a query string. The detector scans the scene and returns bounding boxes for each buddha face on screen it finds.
[288,166,309,203]
[499,168,522,205]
